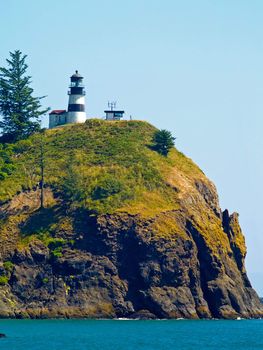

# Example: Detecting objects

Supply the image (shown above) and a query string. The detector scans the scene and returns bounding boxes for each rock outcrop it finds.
[0,120,261,319]
[0,205,261,319]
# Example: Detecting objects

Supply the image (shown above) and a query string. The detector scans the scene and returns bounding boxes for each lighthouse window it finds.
[71,81,83,88]
[76,80,83,87]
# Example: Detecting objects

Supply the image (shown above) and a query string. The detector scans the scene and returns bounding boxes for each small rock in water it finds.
[130,309,157,320]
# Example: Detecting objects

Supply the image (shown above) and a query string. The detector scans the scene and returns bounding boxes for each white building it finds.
[104,102,124,121]
[49,110,67,128]
[49,71,86,128]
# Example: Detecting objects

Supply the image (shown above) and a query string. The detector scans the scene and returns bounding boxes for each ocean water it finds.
[0,319,262,350]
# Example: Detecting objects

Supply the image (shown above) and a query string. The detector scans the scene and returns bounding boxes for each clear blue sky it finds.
[1,0,263,293]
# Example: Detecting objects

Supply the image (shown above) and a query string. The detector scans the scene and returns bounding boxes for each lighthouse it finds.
[49,70,87,128]
[67,70,86,124]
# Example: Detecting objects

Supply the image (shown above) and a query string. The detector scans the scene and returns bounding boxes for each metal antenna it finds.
[108,101,117,111]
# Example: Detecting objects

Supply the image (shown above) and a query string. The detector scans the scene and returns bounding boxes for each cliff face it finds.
[0,120,261,319]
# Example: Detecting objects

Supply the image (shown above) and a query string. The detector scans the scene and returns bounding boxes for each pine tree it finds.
[0,50,49,143]
[152,129,176,156]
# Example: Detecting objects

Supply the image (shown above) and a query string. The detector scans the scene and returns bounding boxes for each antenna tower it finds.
[108,101,117,111]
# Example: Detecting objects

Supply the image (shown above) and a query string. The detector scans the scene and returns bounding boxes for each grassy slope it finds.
[0,119,203,211]
[0,119,236,255]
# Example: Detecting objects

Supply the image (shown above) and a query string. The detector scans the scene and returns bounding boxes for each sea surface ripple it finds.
[0,319,262,350]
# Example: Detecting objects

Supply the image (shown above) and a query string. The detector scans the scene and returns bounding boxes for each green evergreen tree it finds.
[0,50,49,143]
[152,129,176,156]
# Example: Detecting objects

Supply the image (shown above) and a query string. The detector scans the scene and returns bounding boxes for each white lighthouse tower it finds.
[49,70,87,128]
[67,70,86,124]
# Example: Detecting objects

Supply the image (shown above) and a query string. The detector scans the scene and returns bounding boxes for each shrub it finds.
[91,177,123,200]
[1,164,16,175]
[62,162,86,203]
[47,238,66,250]
[13,139,33,154]
[0,171,7,180]
[3,261,14,272]
[48,238,66,259]
[0,144,16,180]
[0,275,9,286]
[42,277,49,284]
[51,248,63,258]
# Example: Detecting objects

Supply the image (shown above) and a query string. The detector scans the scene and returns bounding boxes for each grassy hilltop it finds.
[0,119,203,216]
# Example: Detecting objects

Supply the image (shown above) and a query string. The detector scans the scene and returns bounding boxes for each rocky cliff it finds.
[0,120,261,319]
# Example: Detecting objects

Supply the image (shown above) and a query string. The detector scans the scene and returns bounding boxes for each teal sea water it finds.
[0,319,262,350]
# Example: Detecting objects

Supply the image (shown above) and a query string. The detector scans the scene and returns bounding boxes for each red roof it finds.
[49,110,66,115]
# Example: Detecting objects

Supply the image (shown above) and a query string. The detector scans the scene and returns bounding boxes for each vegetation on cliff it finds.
[0,120,261,319]
[0,119,192,214]
[0,120,242,254]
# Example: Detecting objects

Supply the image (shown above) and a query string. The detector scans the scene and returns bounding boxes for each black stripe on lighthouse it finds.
[68,104,85,112]
[69,87,85,95]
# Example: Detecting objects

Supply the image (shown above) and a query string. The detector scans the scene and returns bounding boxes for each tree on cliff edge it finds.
[152,129,176,156]
[0,50,49,143]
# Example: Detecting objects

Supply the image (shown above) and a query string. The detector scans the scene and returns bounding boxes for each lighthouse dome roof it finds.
[71,70,83,79]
